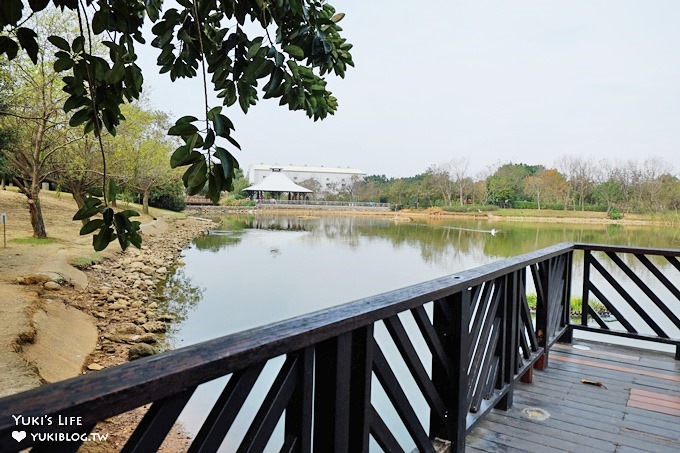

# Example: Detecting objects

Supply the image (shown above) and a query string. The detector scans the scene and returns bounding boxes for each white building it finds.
[246,164,365,191]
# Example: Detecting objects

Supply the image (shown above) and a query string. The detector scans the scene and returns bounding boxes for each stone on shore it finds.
[128,343,157,361]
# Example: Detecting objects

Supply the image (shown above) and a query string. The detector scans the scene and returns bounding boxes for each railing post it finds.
[581,250,591,328]
[534,261,549,370]
[285,348,314,452]
[431,290,470,452]
[313,326,373,452]
[496,271,519,410]
[557,251,574,344]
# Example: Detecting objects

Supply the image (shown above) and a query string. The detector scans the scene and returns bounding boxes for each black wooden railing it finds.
[573,244,680,360]
[1,242,678,452]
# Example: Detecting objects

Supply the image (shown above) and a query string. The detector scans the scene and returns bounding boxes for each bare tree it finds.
[556,155,594,211]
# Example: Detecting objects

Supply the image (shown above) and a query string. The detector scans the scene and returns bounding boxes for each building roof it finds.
[249,163,365,175]
[243,172,312,193]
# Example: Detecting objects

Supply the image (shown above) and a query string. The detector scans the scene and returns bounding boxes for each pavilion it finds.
[243,172,312,201]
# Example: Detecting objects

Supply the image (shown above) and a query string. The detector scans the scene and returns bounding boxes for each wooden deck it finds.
[466,340,680,452]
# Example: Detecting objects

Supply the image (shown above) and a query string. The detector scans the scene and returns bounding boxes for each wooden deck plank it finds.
[466,340,680,452]
[630,388,680,408]
[467,425,571,453]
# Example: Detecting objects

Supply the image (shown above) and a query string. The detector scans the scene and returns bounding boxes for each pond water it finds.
[160,214,680,450]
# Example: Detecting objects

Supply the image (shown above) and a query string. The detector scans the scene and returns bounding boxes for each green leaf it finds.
[203,130,215,149]
[16,28,39,64]
[102,207,114,226]
[168,122,198,136]
[119,210,140,218]
[226,135,241,150]
[176,115,199,124]
[69,108,91,127]
[331,13,345,23]
[206,172,219,204]
[72,36,84,53]
[207,106,221,121]
[72,198,102,220]
[0,37,19,60]
[214,147,234,180]
[170,146,202,168]
[80,219,104,235]
[28,0,50,13]
[54,58,73,72]
[283,44,304,59]
[247,37,263,59]
[187,159,208,189]
[223,81,236,106]
[92,227,114,252]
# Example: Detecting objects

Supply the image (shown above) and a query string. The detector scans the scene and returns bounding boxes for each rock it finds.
[157,313,176,322]
[111,322,145,336]
[108,302,126,310]
[143,321,167,333]
[43,281,61,290]
[141,266,155,276]
[87,363,104,371]
[128,344,157,361]
[156,267,168,275]
[138,333,158,344]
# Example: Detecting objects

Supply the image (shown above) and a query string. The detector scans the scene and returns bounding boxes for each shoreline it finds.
[186,204,679,227]
[72,216,215,451]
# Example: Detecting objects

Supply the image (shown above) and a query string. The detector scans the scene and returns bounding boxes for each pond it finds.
[159,214,680,450]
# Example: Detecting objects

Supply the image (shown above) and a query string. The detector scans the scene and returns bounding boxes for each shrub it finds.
[149,180,187,212]
[150,193,186,212]
[607,207,623,220]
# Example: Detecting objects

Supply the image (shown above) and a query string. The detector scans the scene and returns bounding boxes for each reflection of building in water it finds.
[246,163,365,192]
[251,216,309,231]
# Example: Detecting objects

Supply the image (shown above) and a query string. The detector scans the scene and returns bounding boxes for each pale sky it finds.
[138,1,680,178]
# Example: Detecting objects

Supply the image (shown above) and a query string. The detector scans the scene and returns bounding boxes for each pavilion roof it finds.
[243,172,312,193]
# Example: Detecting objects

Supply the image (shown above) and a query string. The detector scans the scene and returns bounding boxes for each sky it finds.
[137,1,680,179]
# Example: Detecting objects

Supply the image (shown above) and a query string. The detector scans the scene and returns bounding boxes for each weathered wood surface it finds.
[467,340,680,452]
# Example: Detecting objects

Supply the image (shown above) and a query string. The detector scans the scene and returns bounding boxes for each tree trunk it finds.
[142,189,150,215]
[27,182,47,238]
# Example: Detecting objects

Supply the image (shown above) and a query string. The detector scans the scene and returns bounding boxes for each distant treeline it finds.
[312,156,679,214]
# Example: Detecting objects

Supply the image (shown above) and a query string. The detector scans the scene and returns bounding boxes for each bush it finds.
[150,193,186,211]
[149,180,186,212]
[607,207,623,220]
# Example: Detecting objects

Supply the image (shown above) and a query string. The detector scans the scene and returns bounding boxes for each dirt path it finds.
[0,189,103,395]
[1,188,215,451]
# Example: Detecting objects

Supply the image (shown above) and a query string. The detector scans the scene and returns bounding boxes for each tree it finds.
[1,0,353,250]
[0,60,15,189]
[486,163,535,206]
[298,178,321,199]
[425,164,454,206]
[1,16,82,238]
[523,169,568,210]
[52,134,106,224]
[556,155,593,211]
[112,103,177,214]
